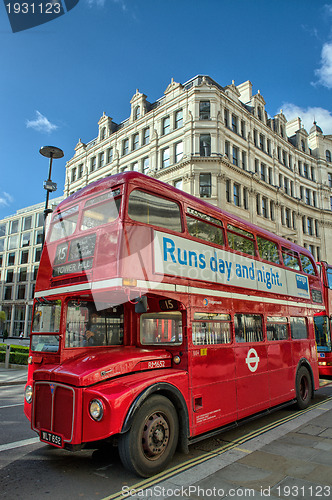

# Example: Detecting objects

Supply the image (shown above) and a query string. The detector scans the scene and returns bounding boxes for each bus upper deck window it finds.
[49,206,79,242]
[227,224,256,256]
[300,254,316,276]
[282,248,300,270]
[128,190,182,232]
[81,190,121,231]
[186,208,224,246]
[257,236,280,264]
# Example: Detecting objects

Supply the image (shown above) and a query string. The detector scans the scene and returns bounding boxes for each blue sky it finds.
[1,0,332,219]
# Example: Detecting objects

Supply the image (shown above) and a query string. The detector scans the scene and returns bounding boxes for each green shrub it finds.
[11,345,29,354]
[9,352,29,365]
[0,352,4,362]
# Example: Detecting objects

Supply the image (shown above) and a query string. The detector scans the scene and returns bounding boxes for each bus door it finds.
[266,317,293,405]
[190,313,237,434]
[233,313,269,419]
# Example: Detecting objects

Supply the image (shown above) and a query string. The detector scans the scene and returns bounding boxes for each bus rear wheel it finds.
[118,395,179,477]
[295,366,312,410]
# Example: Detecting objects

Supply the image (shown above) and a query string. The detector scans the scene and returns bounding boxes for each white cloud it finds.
[26,111,58,134]
[0,192,13,208]
[314,42,332,89]
[281,102,332,135]
[86,0,127,11]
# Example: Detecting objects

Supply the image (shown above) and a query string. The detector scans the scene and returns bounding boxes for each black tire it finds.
[118,395,179,477]
[295,366,312,410]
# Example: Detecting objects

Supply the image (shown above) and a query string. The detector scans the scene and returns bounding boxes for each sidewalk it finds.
[0,365,28,386]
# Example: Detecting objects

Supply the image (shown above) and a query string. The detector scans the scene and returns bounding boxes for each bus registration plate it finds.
[40,430,63,448]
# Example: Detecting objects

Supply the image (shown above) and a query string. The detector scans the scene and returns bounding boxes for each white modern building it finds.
[64,75,332,263]
[0,197,63,338]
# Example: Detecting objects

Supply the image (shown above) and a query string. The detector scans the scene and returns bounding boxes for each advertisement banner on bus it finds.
[154,232,310,299]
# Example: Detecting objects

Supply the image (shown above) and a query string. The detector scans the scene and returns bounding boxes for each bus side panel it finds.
[190,346,237,435]
[267,341,294,405]
[234,344,269,419]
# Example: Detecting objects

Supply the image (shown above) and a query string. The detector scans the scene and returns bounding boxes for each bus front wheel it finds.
[295,366,312,410]
[118,395,179,477]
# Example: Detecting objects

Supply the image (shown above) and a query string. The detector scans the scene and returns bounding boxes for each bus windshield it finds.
[314,315,332,351]
[65,301,124,348]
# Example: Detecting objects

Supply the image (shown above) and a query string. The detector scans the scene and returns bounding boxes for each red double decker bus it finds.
[24,172,323,477]
[315,262,332,376]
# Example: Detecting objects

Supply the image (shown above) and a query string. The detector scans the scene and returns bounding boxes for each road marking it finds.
[0,403,24,409]
[0,437,40,452]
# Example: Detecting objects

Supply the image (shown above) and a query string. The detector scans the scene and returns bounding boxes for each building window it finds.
[243,187,248,210]
[23,216,32,231]
[36,213,43,227]
[0,223,6,237]
[122,139,129,156]
[175,142,183,163]
[98,152,104,169]
[307,217,313,235]
[134,106,140,120]
[71,167,77,182]
[233,184,240,206]
[262,197,268,218]
[270,201,275,221]
[232,114,238,134]
[21,232,31,247]
[162,148,170,168]
[305,189,310,205]
[77,164,83,179]
[260,164,266,182]
[100,127,106,140]
[241,151,247,170]
[174,179,183,190]
[7,252,15,266]
[232,146,238,166]
[200,174,212,198]
[33,266,39,281]
[35,247,42,262]
[301,140,306,152]
[143,157,149,172]
[8,235,18,250]
[17,285,26,300]
[10,220,19,234]
[200,134,211,157]
[315,220,319,237]
[143,127,150,145]
[133,133,139,151]
[90,157,96,172]
[199,101,210,120]
[6,270,14,283]
[259,134,264,151]
[132,162,139,172]
[107,147,113,163]
[241,120,246,138]
[224,108,229,127]
[303,163,309,178]
[4,286,12,301]
[175,109,183,128]
[226,180,231,202]
[225,141,230,158]
[326,150,331,162]
[162,116,170,135]
[21,250,29,264]
[19,267,27,281]
[285,208,291,228]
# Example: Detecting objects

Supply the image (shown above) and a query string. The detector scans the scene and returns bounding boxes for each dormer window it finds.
[134,106,140,120]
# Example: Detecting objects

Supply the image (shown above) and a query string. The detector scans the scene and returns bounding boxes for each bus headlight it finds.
[89,399,104,421]
[25,385,33,404]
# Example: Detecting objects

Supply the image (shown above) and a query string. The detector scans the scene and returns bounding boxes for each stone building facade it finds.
[0,197,62,337]
[64,75,332,262]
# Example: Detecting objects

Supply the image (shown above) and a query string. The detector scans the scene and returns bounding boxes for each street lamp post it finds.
[39,145,64,246]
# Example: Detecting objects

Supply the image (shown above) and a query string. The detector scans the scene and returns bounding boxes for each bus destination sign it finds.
[53,234,96,277]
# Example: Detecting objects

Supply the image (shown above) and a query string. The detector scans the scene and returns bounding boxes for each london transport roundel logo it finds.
[245,348,260,372]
